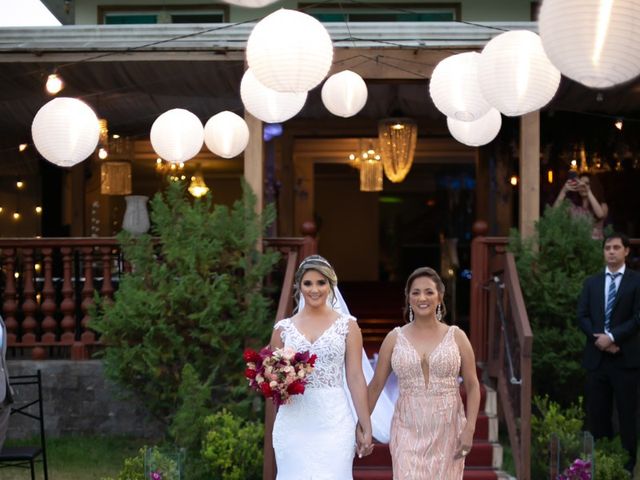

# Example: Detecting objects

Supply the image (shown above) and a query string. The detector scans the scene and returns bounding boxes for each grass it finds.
[2,435,145,480]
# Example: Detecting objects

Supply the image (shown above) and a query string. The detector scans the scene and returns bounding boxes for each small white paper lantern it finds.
[31,97,100,167]
[204,111,250,159]
[447,108,502,147]
[223,0,280,7]
[540,0,640,88]
[478,30,560,116]
[241,69,307,123]
[321,70,368,118]
[247,9,333,93]
[429,52,491,121]
[150,109,204,163]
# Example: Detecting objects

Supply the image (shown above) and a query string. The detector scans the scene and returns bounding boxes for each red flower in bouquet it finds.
[244,346,317,406]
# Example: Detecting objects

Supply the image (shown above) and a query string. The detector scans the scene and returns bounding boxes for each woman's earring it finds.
[408,306,414,323]
[436,304,443,322]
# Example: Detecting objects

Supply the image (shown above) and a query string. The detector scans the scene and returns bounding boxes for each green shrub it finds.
[509,203,603,404]
[531,395,584,479]
[201,409,264,480]
[593,437,630,480]
[91,180,279,429]
[101,446,146,480]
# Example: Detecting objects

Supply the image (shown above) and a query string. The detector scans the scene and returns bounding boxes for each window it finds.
[99,5,227,25]
[301,3,459,23]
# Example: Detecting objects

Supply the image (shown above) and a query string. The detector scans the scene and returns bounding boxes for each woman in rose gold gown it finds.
[367,267,481,479]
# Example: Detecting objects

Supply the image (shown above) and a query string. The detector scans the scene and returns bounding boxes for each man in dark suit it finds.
[578,232,640,473]
[0,315,11,451]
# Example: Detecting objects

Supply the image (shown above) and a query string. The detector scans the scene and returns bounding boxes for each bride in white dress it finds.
[270,255,373,480]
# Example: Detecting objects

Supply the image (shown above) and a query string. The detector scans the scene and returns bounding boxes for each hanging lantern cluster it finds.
[377,118,418,183]
[430,29,560,147]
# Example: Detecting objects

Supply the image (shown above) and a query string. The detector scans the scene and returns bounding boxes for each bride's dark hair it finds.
[293,255,338,312]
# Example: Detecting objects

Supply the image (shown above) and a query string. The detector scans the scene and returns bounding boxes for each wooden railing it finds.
[470,236,532,480]
[1,233,317,361]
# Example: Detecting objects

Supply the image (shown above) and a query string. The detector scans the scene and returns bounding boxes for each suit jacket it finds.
[578,268,640,370]
[0,316,11,405]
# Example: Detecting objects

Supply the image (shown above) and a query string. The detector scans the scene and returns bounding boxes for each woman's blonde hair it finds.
[403,266,447,322]
[293,255,338,312]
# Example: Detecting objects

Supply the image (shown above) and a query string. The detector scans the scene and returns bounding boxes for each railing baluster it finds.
[22,248,45,359]
[75,247,95,359]
[60,247,75,345]
[2,248,18,344]
[100,246,114,300]
[40,248,57,344]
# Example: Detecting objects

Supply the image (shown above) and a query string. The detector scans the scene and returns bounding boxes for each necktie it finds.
[605,272,622,331]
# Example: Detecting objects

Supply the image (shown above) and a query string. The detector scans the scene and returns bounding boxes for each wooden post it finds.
[519,112,540,239]
[244,112,264,214]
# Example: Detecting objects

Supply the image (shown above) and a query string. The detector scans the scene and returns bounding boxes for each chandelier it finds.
[378,117,417,183]
[100,132,133,196]
[188,163,209,198]
[347,139,383,191]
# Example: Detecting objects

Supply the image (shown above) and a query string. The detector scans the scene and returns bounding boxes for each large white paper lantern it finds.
[31,97,100,167]
[540,0,640,88]
[321,70,368,118]
[429,52,491,121]
[223,0,280,6]
[478,30,560,116]
[204,111,250,159]
[150,109,204,163]
[447,108,502,147]
[241,69,307,123]
[246,9,333,93]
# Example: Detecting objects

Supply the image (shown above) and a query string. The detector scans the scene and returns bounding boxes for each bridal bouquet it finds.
[243,347,317,406]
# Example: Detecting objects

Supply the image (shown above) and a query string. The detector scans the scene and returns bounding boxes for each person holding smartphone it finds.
[553,171,608,240]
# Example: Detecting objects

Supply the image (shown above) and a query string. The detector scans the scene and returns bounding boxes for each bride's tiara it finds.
[298,255,333,270]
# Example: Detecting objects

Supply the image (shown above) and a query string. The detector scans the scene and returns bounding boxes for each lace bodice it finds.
[274,314,355,389]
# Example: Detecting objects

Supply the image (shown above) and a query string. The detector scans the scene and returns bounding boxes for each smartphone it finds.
[567,171,579,183]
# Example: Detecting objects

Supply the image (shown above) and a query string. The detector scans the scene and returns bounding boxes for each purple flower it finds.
[150,471,162,480]
[557,458,591,480]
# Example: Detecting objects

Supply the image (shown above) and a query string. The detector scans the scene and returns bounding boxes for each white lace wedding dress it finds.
[272,314,356,480]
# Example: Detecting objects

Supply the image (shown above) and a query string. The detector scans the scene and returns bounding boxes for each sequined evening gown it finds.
[390,325,467,479]
[272,314,356,480]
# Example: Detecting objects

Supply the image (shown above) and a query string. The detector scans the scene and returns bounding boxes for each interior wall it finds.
[315,172,379,282]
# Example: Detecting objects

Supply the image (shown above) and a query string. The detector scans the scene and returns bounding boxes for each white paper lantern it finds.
[150,109,204,163]
[31,97,100,167]
[246,9,333,93]
[223,0,280,7]
[240,69,307,123]
[447,108,502,147]
[204,111,250,159]
[478,30,560,116]
[540,0,640,88]
[429,52,491,121]
[321,70,368,118]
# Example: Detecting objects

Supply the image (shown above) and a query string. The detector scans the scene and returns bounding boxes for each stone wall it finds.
[6,360,162,439]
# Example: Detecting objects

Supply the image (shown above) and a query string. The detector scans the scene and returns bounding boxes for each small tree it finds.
[509,203,603,404]
[91,180,279,429]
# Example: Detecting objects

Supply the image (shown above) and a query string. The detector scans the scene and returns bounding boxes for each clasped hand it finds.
[355,423,373,458]
[593,333,620,354]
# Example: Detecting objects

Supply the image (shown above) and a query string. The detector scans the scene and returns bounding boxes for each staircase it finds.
[341,282,510,480]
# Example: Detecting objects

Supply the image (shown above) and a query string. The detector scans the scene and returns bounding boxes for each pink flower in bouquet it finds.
[243,347,317,406]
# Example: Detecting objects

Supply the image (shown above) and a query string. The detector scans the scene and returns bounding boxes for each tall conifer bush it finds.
[509,203,603,404]
[91,180,279,428]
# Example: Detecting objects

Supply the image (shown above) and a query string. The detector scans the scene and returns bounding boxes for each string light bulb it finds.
[615,119,623,130]
[510,175,519,186]
[98,147,108,159]
[45,72,64,95]
[35,206,43,214]
[16,180,24,189]
[12,212,21,220]
[18,144,28,152]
